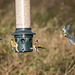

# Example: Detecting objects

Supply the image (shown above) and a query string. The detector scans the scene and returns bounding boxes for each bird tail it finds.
[68,36,75,45]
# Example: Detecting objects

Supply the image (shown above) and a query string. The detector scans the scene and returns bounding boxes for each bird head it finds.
[36,40,38,43]
[11,39,14,42]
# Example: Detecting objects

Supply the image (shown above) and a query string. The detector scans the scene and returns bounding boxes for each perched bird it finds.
[62,24,75,45]
[33,40,45,54]
[11,39,19,52]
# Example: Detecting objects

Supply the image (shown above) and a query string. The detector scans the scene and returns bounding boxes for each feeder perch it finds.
[12,0,35,52]
[0,37,2,41]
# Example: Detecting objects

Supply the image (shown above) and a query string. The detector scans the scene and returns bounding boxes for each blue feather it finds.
[66,25,71,32]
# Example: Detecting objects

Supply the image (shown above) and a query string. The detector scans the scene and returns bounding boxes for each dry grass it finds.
[0,0,75,75]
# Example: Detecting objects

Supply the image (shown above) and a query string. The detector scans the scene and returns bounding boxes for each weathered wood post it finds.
[12,0,35,52]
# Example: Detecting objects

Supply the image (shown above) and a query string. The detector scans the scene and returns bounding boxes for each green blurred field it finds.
[0,0,75,75]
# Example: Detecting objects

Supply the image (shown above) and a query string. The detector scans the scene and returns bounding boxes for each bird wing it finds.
[15,42,18,50]
[62,26,65,31]
[37,45,45,49]
[66,24,71,32]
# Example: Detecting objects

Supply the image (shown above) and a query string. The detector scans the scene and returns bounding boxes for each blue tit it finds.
[11,39,19,52]
[62,24,75,45]
[33,40,45,54]
[62,25,70,37]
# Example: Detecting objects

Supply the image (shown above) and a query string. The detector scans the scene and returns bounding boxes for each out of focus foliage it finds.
[0,0,75,75]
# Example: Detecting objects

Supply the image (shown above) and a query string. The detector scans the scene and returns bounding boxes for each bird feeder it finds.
[12,0,35,52]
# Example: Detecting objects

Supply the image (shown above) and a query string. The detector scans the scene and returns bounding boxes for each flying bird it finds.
[62,24,71,37]
[62,24,75,45]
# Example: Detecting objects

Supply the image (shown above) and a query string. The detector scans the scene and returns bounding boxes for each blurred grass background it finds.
[0,0,75,75]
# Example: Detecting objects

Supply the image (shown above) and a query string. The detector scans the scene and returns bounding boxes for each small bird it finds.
[62,24,71,37]
[11,39,19,52]
[33,40,45,54]
[62,24,75,45]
